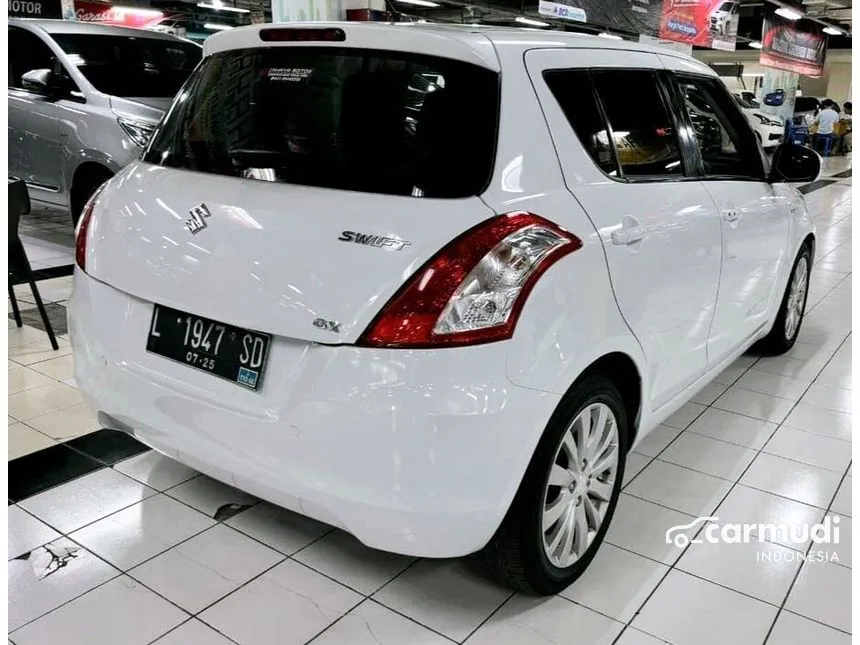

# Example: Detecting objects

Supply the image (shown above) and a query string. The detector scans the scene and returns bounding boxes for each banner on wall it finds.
[73,0,165,28]
[536,0,662,36]
[659,0,739,50]
[760,14,827,78]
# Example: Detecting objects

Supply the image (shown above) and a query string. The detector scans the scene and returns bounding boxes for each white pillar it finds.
[271,0,343,22]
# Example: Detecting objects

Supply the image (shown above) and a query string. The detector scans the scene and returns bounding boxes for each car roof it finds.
[203,22,707,73]
[9,18,188,41]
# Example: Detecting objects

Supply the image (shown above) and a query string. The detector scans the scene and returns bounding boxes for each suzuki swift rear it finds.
[71,23,647,594]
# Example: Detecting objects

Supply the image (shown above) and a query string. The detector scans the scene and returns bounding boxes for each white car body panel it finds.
[70,23,816,559]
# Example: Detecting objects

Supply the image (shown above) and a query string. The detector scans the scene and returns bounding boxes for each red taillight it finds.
[75,185,105,273]
[359,212,581,349]
[259,27,346,42]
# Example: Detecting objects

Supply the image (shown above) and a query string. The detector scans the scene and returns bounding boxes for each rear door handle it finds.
[611,224,645,246]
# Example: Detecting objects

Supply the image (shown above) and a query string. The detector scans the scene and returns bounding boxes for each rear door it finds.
[86,44,501,345]
[668,70,790,364]
[526,49,723,410]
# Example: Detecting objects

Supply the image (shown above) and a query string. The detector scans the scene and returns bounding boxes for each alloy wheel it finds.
[784,256,808,341]
[541,402,619,568]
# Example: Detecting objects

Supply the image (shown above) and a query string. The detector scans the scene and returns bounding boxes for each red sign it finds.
[659,0,738,50]
[73,1,164,28]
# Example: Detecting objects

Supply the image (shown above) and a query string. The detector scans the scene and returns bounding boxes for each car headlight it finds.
[117,117,157,148]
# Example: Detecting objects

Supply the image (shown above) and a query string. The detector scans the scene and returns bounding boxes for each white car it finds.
[734,93,784,148]
[710,0,739,37]
[70,23,820,594]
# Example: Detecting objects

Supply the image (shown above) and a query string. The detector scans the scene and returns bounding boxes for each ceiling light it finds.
[823,26,843,35]
[204,22,234,30]
[396,0,441,7]
[749,40,763,48]
[774,7,803,20]
[598,32,623,40]
[198,2,250,11]
[516,16,550,27]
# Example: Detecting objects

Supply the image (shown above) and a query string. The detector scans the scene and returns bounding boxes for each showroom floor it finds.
[8,159,853,645]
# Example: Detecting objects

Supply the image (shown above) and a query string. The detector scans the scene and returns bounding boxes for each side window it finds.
[592,70,685,179]
[8,28,57,90]
[543,70,619,177]
[675,75,766,179]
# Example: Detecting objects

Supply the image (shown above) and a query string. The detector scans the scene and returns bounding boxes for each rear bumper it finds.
[69,273,559,557]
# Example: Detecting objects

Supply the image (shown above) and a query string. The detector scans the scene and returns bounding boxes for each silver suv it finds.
[8,19,201,224]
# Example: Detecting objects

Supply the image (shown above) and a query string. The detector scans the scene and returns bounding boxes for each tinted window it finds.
[51,34,201,98]
[592,70,684,178]
[144,47,500,198]
[676,75,766,179]
[8,28,56,89]
[544,70,619,177]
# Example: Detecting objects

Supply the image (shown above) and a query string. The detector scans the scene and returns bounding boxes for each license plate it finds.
[146,305,270,390]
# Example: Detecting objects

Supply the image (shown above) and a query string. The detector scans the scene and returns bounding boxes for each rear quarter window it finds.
[143,47,500,198]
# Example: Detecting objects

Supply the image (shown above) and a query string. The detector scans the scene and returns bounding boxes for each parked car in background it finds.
[71,23,820,595]
[8,19,202,225]
[734,93,784,148]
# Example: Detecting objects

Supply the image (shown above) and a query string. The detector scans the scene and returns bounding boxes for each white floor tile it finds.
[714,485,824,551]
[800,382,853,414]
[625,460,732,516]
[29,355,76,382]
[631,424,682,458]
[8,382,82,421]
[686,408,778,450]
[200,559,361,645]
[165,475,258,519]
[294,530,415,595]
[830,476,852,517]
[129,524,283,613]
[690,381,729,405]
[662,402,707,430]
[313,600,452,645]
[8,423,56,459]
[713,387,796,424]
[560,543,668,622]
[752,355,828,382]
[465,594,623,645]
[114,451,199,491]
[70,494,216,570]
[763,427,851,473]
[623,452,651,487]
[152,619,235,645]
[605,494,696,565]
[767,610,851,645]
[8,538,119,632]
[25,403,100,441]
[373,559,510,642]
[8,506,61,560]
[632,570,777,645]
[734,369,812,400]
[815,364,852,389]
[11,576,187,645]
[741,452,842,509]
[224,501,332,555]
[19,469,157,534]
[677,537,801,605]
[615,628,671,644]
[782,402,852,441]
[8,365,56,395]
[660,432,757,481]
[829,514,851,568]
[784,560,852,633]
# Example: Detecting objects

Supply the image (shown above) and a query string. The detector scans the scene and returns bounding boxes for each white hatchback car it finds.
[70,23,820,594]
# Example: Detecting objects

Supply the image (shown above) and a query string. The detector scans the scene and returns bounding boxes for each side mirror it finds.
[21,68,69,98]
[769,143,821,184]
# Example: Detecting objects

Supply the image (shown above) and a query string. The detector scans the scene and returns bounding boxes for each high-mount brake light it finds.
[359,212,581,348]
[259,27,346,42]
[75,184,107,273]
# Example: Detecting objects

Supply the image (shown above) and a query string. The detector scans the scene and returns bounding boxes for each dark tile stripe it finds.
[31,264,75,281]
[9,431,150,503]
[831,169,852,179]
[8,302,68,335]
[798,179,837,195]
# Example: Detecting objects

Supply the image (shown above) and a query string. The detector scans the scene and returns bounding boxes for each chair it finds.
[8,177,59,350]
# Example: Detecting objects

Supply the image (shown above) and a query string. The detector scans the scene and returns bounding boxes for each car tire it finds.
[477,375,628,595]
[754,244,812,356]
[71,169,113,228]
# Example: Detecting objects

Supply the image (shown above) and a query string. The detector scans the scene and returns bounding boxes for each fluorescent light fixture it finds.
[774,7,803,20]
[204,22,234,30]
[598,32,623,40]
[823,26,842,35]
[749,40,763,49]
[516,16,550,27]
[395,0,441,7]
[114,6,163,15]
[198,2,250,12]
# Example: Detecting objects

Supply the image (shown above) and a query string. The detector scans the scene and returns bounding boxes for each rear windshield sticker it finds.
[266,67,314,82]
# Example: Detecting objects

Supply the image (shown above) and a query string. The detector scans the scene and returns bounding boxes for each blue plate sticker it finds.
[238,367,259,389]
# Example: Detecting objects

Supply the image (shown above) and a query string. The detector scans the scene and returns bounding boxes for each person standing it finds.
[813,100,840,155]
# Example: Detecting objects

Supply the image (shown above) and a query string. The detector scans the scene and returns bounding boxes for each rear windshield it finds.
[142,47,500,198]
[52,34,201,98]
